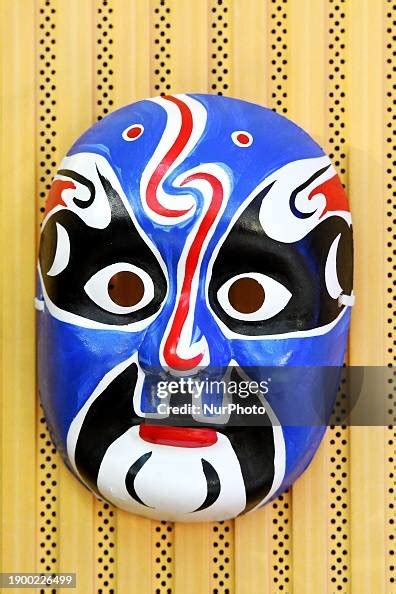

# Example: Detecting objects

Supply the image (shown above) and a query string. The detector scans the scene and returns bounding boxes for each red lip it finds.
[139,423,217,448]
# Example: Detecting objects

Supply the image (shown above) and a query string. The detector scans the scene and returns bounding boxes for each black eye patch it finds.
[39,168,167,326]
[208,183,353,336]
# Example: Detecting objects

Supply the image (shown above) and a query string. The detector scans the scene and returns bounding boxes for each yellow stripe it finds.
[292,439,328,594]
[347,0,385,365]
[113,0,152,106]
[384,2,396,591]
[174,523,210,592]
[0,0,36,576]
[233,0,269,105]
[235,508,272,594]
[347,1,387,592]
[170,0,209,94]
[117,512,152,593]
[288,0,326,141]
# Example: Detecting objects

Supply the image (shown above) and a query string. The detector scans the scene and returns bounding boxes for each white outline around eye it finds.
[84,262,154,315]
[122,124,144,142]
[217,272,292,322]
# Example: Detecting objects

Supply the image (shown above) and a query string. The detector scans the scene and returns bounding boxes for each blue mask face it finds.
[37,94,354,522]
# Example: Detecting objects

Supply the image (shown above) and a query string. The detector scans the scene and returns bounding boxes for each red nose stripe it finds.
[139,424,217,448]
[163,172,224,370]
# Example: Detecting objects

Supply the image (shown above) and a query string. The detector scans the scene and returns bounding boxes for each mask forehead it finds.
[69,96,321,231]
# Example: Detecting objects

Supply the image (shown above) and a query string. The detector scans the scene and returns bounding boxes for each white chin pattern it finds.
[96,427,247,522]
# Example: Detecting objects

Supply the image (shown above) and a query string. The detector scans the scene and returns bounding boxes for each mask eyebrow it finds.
[58,168,96,209]
[289,164,331,219]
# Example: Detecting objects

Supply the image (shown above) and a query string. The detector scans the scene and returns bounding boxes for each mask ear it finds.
[207,177,353,338]
[39,158,168,328]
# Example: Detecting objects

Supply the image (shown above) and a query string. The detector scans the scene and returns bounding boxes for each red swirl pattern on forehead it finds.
[143,95,226,370]
[146,95,193,218]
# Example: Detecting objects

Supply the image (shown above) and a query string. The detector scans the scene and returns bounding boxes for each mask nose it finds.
[138,312,208,376]
[140,264,211,375]
[161,297,208,373]
[138,162,232,374]
[138,302,232,377]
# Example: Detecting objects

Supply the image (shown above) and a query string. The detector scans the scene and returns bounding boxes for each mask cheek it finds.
[38,310,147,453]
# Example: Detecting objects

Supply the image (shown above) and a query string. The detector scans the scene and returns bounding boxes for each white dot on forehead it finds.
[122,124,144,141]
[231,130,253,147]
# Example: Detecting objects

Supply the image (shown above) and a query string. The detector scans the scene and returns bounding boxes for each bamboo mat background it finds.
[0,1,394,593]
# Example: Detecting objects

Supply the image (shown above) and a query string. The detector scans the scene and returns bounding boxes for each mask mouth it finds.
[139,423,218,447]
[67,355,284,517]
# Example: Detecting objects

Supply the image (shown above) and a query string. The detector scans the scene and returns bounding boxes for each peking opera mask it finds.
[37,94,354,522]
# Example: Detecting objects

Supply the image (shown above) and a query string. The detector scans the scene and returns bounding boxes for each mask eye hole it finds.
[109,271,145,307]
[217,273,292,322]
[84,263,154,315]
[228,277,265,314]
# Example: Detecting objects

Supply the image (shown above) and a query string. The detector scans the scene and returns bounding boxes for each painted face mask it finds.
[37,94,354,522]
